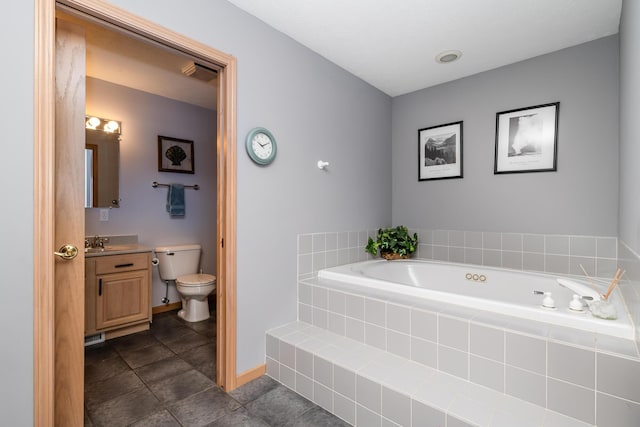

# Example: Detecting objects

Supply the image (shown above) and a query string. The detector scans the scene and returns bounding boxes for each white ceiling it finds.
[227,0,622,97]
[81,17,218,110]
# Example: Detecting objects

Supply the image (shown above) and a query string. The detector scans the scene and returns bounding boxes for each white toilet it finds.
[154,244,216,322]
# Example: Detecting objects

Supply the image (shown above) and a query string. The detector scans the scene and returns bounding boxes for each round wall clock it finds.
[245,127,277,165]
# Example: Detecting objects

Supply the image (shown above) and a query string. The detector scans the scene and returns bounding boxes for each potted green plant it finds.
[365,226,418,260]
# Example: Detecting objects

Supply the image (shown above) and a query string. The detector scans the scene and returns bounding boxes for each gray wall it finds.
[6,2,627,421]
[392,36,619,236]
[0,0,34,424]
[104,0,392,373]
[619,0,640,253]
[85,77,217,307]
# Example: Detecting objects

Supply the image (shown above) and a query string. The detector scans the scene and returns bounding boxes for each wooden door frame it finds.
[34,0,237,424]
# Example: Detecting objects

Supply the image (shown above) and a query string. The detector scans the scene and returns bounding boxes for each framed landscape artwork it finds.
[494,102,559,174]
[418,121,463,181]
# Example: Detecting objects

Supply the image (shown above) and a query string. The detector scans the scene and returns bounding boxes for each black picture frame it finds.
[158,135,195,174]
[494,102,559,174]
[418,121,463,181]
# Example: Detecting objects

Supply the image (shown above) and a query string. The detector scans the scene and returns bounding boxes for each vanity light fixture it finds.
[435,50,462,64]
[85,115,122,135]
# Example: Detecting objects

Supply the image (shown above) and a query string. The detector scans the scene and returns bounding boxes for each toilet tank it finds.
[154,244,201,281]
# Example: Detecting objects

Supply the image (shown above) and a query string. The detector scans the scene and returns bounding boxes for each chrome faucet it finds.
[556,278,600,301]
[90,235,109,248]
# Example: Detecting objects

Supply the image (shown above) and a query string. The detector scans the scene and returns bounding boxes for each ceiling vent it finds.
[435,50,462,64]
[181,62,218,82]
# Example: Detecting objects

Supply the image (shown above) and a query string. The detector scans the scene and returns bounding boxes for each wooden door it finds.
[36,3,237,423]
[54,18,86,426]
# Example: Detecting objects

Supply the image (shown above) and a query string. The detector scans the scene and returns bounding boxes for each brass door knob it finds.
[54,244,79,260]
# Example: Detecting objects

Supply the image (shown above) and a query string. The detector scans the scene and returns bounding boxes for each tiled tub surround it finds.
[277,279,640,426]
[283,230,640,426]
[298,229,634,335]
[618,241,640,342]
[298,230,620,281]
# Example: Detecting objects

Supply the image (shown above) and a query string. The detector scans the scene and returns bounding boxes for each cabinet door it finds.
[96,270,149,330]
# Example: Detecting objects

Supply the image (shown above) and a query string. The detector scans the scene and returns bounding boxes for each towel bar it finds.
[152,181,199,190]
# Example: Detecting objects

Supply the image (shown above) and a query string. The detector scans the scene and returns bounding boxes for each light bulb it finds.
[104,121,119,133]
[86,116,100,129]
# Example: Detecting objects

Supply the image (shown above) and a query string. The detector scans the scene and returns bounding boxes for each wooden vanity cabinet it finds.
[85,252,152,338]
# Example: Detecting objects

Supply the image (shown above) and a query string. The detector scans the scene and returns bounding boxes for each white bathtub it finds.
[318,259,634,339]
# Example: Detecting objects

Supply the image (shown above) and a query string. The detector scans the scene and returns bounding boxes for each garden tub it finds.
[317,259,633,339]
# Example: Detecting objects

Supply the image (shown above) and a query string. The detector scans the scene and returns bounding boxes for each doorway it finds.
[34,0,237,424]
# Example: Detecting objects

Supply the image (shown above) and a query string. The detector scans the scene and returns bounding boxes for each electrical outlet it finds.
[99,209,109,221]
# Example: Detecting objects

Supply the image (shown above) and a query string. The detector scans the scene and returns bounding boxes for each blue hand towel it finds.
[166,183,185,216]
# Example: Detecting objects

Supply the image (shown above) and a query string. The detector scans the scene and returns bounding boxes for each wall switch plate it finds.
[99,209,109,221]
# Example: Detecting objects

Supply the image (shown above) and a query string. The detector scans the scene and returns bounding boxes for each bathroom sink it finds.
[84,244,147,255]
[85,247,106,253]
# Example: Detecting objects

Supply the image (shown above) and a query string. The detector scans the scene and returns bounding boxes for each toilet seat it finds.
[177,273,216,286]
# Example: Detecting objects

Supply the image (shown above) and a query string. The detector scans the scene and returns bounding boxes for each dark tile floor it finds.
[84,309,349,426]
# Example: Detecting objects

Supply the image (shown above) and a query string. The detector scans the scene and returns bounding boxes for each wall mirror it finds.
[85,115,121,208]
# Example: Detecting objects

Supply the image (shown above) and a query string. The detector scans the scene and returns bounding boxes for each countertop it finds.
[84,244,152,258]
